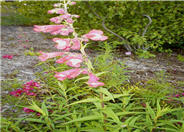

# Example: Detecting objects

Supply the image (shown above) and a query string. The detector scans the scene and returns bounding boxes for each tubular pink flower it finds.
[71,38,81,50]
[23,108,35,113]
[53,3,62,8]
[55,68,80,81]
[69,2,76,5]
[87,73,104,88]
[33,25,73,36]
[66,18,73,24]
[66,54,83,67]
[53,38,71,51]
[39,51,64,61]
[48,8,65,14]
[81,68,89,74]
[56,55,71,63]
[58,27,74,36]
[56,54,83,67]
[72,14,80,18]
[82,30,108,41]
[50,17,61,24]
[53,38,81,51]
[61,14,71,19]
[50,14,74,24]
[33,25,64,33]
[55,68,87,81]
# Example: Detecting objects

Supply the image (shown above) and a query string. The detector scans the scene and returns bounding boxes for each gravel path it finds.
[1,26,56,81]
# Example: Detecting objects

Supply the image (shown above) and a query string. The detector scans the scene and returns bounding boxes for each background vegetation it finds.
[1,1,184,52]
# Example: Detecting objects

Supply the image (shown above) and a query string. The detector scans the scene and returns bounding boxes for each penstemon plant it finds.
[33,0,109,129]
[34,0,107,88]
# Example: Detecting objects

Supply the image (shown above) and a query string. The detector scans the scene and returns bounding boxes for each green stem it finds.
[100,93,107,131]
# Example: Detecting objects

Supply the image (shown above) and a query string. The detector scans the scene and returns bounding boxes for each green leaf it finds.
[68,98,100,106]
[24,118,45,123]
[146,102,155,120]
[96,88,115,102]
[129,115,141,127]
[103,94,126,101]
[27,101,46,116]
[41,101,48,116]
[102,108,120,123]
[74,71,108,83]
[64,115,103,124]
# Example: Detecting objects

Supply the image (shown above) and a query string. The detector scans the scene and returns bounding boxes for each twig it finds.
[86,2,132,51]
[142,14,152,37]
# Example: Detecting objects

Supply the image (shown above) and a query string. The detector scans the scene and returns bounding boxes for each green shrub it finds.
[1,1,184,51]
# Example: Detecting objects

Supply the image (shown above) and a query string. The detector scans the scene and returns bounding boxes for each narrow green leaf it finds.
[96,88,115,102]
[68,98,100,106]
[25,118,45,123]
[146,102,155,120]
[102,108,120,123]
[41,101,48,116]
[64,115,103,124]
[129,115,141,127]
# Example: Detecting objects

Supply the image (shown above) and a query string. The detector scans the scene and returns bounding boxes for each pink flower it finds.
[58,27,74,36]
[10,89,23,97]
[175,94,180,98]
[48,8,65,14]
[72,15,80,18]
[53,38,71,51]
[56,53,83,67]
[2,54,13,59]
[61,14,71,19]
[24,80,40,87]
[182,93,184,96]
[50,14,74,24]
[23,107,35,113]
[33,25,73,36]
[55,68,87,81]
[53,3,62,7]
[66,54,83,67]
[125,52,131,56]
[26,92,36,96]
[82,30,108,41]
[36,112,41,116]
[66,18,73,24]
[71,38,81,50]
[81,68,89,74]
[53,38,81,51]
[34,25,64,33]
[10,80,39,97]
[87,73,104,88]
[39,51,64,61]
[69,2,76,5]
[50,17,62,24]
